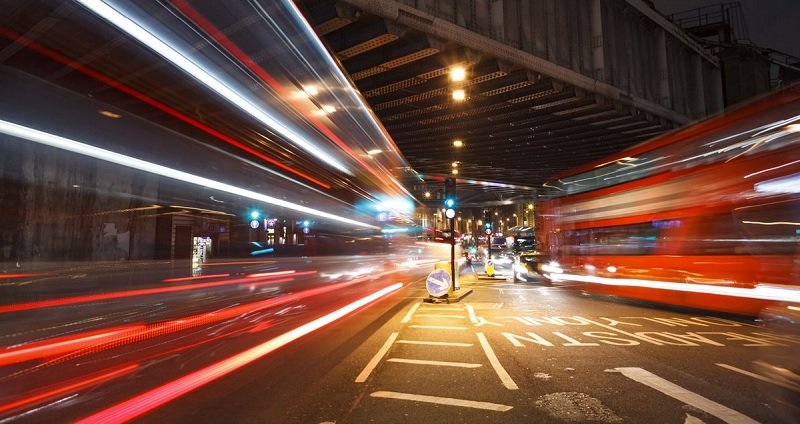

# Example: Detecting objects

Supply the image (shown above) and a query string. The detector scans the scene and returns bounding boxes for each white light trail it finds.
[546,270,800,303]
[75,0,351,175]
[0,119,377,229]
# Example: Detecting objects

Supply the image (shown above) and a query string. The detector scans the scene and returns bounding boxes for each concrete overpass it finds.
[298,0,724,203]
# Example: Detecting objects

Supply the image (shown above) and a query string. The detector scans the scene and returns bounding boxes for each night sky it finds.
[653,0,800,59]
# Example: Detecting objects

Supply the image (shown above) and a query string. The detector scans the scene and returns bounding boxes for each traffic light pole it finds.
[449,216,456,293]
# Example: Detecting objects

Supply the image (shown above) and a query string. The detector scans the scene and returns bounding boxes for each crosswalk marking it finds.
[415,314,466,319]
[387,358,482,368]
[396,340,473,347]
[616,367,758,424]
[409,325,468,330]
[370,391,512,412]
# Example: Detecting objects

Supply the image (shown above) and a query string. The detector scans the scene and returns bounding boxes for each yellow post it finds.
[485,259,495,277]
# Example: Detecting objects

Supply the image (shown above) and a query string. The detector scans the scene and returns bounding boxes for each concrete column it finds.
[656,28,671,108]
[691,53,706,118]
[590,0,604,81]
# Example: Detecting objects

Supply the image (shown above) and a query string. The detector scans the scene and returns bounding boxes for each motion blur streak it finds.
[0,364,138,415]
[162,274,230,282]
[76,282,404,424]
[547,273,800,303]
[0,27,331,189]
[0,327,143,367]
[0,273,48,279]
[171,1,399,191]
[74,0,352,175]
[0,272,312,314]
[0,119,379,229]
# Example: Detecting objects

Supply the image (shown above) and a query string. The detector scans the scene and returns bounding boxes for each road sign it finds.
[425,269,451,297]
[249,219,260,229]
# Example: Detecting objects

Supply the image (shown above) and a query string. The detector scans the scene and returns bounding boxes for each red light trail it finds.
[75,282,403,424]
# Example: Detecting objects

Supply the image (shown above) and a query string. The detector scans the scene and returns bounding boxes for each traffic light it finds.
[443,177,457,219]
[483,210,492,235]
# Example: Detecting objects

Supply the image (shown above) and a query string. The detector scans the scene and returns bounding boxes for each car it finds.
[512,236,536,255]
[513,250,545,282]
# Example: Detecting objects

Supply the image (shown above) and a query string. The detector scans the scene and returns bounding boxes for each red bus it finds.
[537,86,800,316]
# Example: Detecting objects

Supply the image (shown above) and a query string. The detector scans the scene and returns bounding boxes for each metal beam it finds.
[341,0,691,124]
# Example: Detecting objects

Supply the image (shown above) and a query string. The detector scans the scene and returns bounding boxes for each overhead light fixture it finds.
[367,149,382,155]
[424,191,431,198]
[450,66,466,82]
[452,89,465,101]
[453,140,464,148]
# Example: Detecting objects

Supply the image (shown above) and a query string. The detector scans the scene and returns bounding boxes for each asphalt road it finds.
[1,256,798,423]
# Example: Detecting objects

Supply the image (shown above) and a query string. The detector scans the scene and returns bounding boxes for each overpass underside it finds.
[298,0,723,202]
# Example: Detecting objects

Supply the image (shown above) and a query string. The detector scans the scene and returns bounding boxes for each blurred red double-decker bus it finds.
[537,86,800,316]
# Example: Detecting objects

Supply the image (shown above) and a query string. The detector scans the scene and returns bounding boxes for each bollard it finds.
[485,259,495,277]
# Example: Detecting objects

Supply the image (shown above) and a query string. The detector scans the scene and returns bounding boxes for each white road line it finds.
[401,303,421,324]
[370,391,512,412]
[396,340,473,347]
[616,367,758,424]
[355,332,398,383]
[415,314,466,319]
[716,363,800,393]
[476,333,519,390]
[466,303,478,324]
[418,306,463,311]
[387,358,482,368]
[409,325,468,330]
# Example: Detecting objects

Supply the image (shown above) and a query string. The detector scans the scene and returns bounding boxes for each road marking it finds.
[370,391,513,412]
[415,314,466,319]
[466,303,478,324]
[409,325,468,330]
[387,358,482,368]
[401,303,420,323]
[615,367,758,424]
[355,332,398,383]
[716,363,800,393]
[396,340,473,347]
[418,306,463,311]
[477,333,518,390]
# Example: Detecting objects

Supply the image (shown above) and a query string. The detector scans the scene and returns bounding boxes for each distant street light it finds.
[453,139,464,148]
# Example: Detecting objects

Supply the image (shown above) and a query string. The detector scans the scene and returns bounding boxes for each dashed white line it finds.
[466,303,478,324]
[409,325,468,330]
[716,363,800,393]
[418,306,463,311]
[401,303,420,324]
[396,340,473,347]
[476,333,518,390]
[387,358,482,368]
[370,391,513,412]
[415,314,466,319]
[616,367,758,424]
[355,332,398,383]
